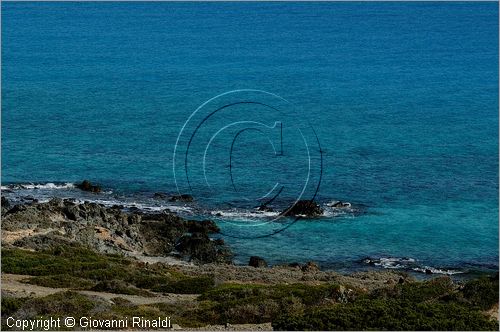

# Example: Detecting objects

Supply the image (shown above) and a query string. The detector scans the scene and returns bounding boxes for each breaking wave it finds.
[362,257,464,275]
[1,182,76,190]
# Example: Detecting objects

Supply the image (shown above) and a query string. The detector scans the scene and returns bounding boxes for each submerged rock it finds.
[76,180,102,193]
[257,204,274,212]
[249,256,268,268]
[280,200,323,218]
[169,194,194,202]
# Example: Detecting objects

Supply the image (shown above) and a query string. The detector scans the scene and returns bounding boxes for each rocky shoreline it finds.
[2,196,231,264]
[1,180,353,269]
[0,194,416,288]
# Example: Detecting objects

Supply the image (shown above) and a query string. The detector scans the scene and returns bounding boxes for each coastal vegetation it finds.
[2,245,215,295]
[2,245,498,330]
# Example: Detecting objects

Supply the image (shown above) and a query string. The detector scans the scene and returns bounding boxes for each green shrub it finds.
[1,245,131,277]
[1,296,28,316]
[26,274,95,289]
[91,280,154,297]
[196,283,354,325]
[200,283,351,305]
[272,299,499,331]
[129,272,172,289]
[2,246,211,295]
[19,291,96,317]
[371,276,455,303]
[152,276,215,294]
[462,275,499,310]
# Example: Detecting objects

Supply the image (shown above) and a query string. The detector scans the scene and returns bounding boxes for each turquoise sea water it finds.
[2,2,498,274]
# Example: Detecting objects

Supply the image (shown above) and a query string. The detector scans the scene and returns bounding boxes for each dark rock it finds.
[3,198,232,264]
[3,204,25,215]
[186,219,220,234]
[257,204,274,212]
[425,269,433,274]
[127,214,141,225]
[62,205,79,221]
[302,261,320,272]
[176,232,231,263]
[169,194,194,202]
[213,238,225,246]
[153,192,168,199]
[288,262,301,269]
[76,180,102,193]
[249,256,268,268]
[398,277,406,284]
[1,196,10,209]
[13,231,75,250]
[280,200,323,218]
[331,201,352,208]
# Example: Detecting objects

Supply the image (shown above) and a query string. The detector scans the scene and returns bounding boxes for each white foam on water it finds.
[412,266,464,275]
[372,257,416,269]
[326,200,352,208]
[322,201,356,217]
[210,201,358,220]
[98,200,193,214]
[211,208,280,220]
[1,182,76,190]
[363,256,464,275]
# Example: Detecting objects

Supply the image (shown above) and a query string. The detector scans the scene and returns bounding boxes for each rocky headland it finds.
[2,197,230,264]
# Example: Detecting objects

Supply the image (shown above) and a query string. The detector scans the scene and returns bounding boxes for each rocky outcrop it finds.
[1,196,10,215]
[186,219,220,234]
[76,180,102,193]
[280,200,323,218]
[302,261,320,272]
[1,198,230,264]
[249,256,268,268]
[176,232,231,264]
[169,194,194,202]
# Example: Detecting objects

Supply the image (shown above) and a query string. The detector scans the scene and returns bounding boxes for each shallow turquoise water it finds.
[2,2,498,273]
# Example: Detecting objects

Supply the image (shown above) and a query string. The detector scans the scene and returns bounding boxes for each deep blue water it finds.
[2,2,498,274]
